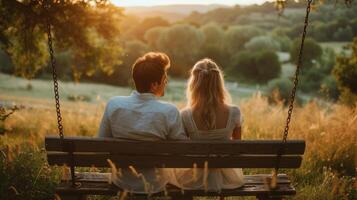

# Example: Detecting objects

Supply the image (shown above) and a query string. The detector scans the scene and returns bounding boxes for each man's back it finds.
[98,91,187,193]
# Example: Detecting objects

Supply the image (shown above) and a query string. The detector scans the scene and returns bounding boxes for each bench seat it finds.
[57,172,296,197]
[45,136,305,200]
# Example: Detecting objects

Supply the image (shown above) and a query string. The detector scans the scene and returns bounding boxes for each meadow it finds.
[0,72,356,200]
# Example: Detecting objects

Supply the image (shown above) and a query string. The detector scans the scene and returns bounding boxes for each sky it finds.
[111,0,273,7]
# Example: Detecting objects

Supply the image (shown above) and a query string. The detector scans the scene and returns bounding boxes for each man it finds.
[98,52,187,194]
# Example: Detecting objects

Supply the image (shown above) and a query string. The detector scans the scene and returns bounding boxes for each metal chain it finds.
[45,1,64,140]
[274,0,313,174]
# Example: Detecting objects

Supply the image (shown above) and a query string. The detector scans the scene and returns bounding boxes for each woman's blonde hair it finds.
[186,58,231,130]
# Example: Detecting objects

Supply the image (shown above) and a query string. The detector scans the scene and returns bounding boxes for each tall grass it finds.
[0,93,356,199]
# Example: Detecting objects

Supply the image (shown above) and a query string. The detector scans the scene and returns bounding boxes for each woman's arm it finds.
[232,125,242,140]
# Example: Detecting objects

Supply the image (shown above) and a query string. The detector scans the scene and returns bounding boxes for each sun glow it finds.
[110,0,273,7]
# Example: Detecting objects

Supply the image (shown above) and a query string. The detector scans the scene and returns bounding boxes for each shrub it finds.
[290,38,322,68]
[156,24,205,77]
[333,37,357,105]
[0,144,60,200]
[244,36,281,52]
[267,78,294,104]
[230,50,281,83]
[224,25,263,55]
[320,75,339,101]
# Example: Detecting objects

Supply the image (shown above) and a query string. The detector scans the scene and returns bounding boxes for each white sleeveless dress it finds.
[169,106,245,191]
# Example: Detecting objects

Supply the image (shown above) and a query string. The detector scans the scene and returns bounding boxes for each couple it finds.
[98,52,244,194]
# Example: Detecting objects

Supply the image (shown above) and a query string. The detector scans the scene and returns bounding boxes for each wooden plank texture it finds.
[56,176,296,196]
[72,172,292,185]
[47,153,302,168]
[45,136,305,155]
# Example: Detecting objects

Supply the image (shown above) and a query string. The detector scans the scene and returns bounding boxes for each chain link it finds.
[45,0,64,140]
[275,0,313,173]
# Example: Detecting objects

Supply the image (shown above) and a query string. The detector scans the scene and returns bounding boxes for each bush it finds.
[333,26,354,42]
[230,50,281,83]
[0,144,59,200]
[244,36,281,52]
[67,94,92,102]
[320,76,340,101]
[333,37,357,105]
[156,24,205,77]
[272,35,292,52]
[144,27,167,50]
[290,38,322,68]
[299,66,326,93]
[267,78,294,104]
[0,49,14,74]
[224,25,263,56]
[200,22,224,46]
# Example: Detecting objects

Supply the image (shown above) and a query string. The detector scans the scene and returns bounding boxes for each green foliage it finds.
[333,37,357,105]
[144,27,167,50]
[129,16,170,41]
[271,35,292,52]
[7,27,48,80]
[333,38,357,93]
[157,24,204,77]
[200,23,225,47]
[86,40,148,86]
[320,75,340,101]
[224,25,262,55]
[198,23,227,68]
[295,46,337,95]
[299,66,327,93]
[0,144,60,200]
[333,26,354,42]
[230,50,281,83]
[267,78,294,103]
[244,36,281,52]
[0,49,13,74]
[0,0,124,80]
[290,38,322,68]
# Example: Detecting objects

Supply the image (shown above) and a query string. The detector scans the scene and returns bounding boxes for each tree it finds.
[224,25,262,56]
[267,78,294,104]
[144,27,167,50]
[290,38,322,68]
[333,37,357,105]
[198,23,227,68]
[244,36,280,52]
[333,26,354,42]
[156,24,204,77]
[200,23,225,47]
[0,0,124,80]
[129,17,170,41]
[230,50,281,83]
[87,40,148,86]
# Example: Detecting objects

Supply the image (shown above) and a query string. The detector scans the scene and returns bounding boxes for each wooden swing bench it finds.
[45,136,305,200]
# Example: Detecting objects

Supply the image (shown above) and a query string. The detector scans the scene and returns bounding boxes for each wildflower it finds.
[203,161,208,192]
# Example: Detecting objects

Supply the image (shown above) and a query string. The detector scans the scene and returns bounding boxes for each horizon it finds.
[111,0,274,7]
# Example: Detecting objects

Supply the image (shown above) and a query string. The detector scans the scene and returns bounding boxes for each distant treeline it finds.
[0,1,356,90]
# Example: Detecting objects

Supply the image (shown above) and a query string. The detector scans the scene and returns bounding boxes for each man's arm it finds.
[98,105,112,138]
[167,108,188,140]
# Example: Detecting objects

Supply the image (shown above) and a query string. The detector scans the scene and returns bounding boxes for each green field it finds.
[0,73,265,107]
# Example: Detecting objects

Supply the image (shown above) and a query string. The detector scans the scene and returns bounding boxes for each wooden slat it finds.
[47,153,302,168]
[56,181,296,196]
[73,172,292,185]
[45,136,305,155]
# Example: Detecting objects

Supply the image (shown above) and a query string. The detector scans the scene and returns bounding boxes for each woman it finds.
[170,58,245,192]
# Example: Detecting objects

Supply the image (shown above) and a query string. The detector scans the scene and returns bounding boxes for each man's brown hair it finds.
[132,52,170,93]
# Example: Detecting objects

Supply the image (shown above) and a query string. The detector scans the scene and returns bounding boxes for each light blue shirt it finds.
[98,91,187,193]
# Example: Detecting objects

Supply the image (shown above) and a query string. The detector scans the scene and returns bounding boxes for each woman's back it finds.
[181,105,242,141]
[169,58,245,191]
[169,105,244,191]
